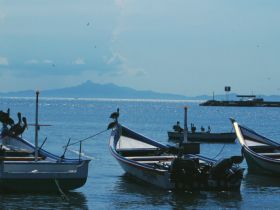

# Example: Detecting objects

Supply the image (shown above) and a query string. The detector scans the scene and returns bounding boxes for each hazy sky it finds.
[0,0,280,96]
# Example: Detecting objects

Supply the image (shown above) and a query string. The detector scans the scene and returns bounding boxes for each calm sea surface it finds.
[1,97,280,210]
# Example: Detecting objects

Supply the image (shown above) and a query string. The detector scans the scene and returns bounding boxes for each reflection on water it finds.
[244,173,280,190]
[0,192,88,210]
[111,174,242,210]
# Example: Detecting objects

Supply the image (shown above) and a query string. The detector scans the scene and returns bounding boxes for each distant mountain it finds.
[0,81,188,100]
[1,81,280,101]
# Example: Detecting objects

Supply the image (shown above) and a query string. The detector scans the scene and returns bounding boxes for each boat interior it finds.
[246,139,280,159]
[0,136,51,162]
[114,132,214,170]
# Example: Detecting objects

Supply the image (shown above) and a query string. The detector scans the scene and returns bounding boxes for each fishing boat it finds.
[168,112,236,143]
[231,118,280,175]
[167,131,236,143]
[0,91,90,192]
[108,108,244,191]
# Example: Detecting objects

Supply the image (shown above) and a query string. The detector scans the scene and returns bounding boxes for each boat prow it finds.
[232,119,280,175]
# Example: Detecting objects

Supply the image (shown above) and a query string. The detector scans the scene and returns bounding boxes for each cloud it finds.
[112,0,127,42]
[105,52,146,77]
[43,59,53,64]
[25,59,39,64]
[25,59,55,65]
[0,12,6,22]
[115,0,126,10]
[0,57,8,65]
[73,58,85,65]
[106,52,126,66]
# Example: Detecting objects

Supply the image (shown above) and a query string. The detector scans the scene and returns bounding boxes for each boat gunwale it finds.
[1,135,91,163]
[109,125,170,175]
[233,121,280,164]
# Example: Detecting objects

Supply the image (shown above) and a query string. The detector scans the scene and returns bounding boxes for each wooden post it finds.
[35,90,39,162]
[183,106,188,143]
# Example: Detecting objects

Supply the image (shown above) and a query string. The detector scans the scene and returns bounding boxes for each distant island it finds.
[200,94,280,107]
[0,81,187,100]
[1,81,280,101]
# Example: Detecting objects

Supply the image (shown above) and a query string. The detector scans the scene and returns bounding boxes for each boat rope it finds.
[66,148,95,160]
[63,128,108,148]
[212,144,226,160]
[62,121,117,149]
[54,179,69,201]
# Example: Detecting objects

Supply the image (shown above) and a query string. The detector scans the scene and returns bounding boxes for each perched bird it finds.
[0,108,14,126]
[10,113,28,137]
[110,108,119,120]
[107,121,117,130]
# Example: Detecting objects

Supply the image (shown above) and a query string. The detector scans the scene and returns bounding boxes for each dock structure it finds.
[200,94,280,107]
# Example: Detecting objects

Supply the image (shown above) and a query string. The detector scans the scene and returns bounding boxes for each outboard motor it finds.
[170,157,200,190]
[210,155,244,180]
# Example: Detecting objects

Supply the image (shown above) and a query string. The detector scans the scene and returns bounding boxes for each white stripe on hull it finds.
[117,159,174,189]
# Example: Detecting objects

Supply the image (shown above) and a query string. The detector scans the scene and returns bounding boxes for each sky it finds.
[0,0,280,96]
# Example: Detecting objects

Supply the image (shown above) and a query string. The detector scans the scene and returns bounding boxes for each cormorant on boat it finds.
[110,108,119,120]
[10,113,28,137]
[173,121,183,133]
[191,123,197,133]
[0,108,14,126]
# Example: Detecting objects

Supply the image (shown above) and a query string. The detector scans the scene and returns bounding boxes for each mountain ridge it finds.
[0,81,187,100]
[1,81,280,101]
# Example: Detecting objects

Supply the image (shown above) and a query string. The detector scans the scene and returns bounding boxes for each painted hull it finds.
[242,147,280,175]
[114,151,174,189]
[232,119,280,176]
[168,131,236,143]
[0,135,90,192]
[0,178,87,193]
[110,124,243,191]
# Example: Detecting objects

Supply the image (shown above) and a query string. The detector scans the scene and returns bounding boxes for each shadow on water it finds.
[111,174,242,209]
[0,191,88,210]
[244,173,280,189]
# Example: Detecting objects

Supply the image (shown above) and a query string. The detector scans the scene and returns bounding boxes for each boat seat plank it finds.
[117,148,161,152]
[4,150,33,154]
[0,156,43,161]
[117,148,163,156]
[259,153,280,157]
[126,155,176,161]
[249,145,277,153]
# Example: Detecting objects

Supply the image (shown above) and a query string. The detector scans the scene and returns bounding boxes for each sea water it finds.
[0,97,280,210]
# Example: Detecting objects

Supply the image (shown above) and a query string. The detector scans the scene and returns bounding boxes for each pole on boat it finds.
[35,90,39,162]
[183,106,188,143]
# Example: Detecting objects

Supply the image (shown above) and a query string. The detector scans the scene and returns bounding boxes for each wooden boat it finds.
[231,118,280,175]
[108,115,244,191]
[0,91,90,192]
[0,134,90,192]
[167,131,236,143]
